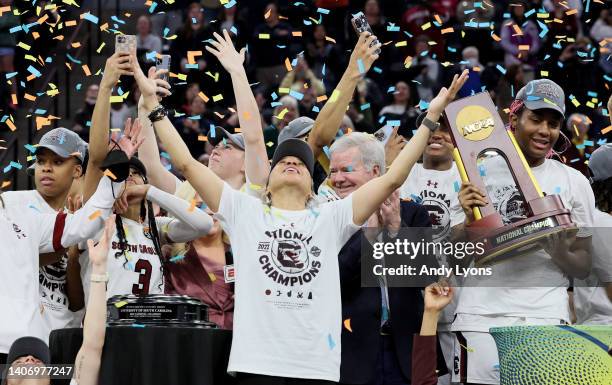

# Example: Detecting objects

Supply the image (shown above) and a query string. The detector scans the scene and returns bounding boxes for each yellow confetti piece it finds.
[96,42,105,53]
[459,342,475,352]
[276,107,289,120]
[316,95,327,103]
[586,101,595,108]
[114,301,128,308]
[536,13,550,18]
[343,318,353,332]
[187,50,202,65]
[88,210,102,221]
[278,87,290,94]
[212,94,223,102]
[47,89,60,97]
[82,64,91,76]
[395,40,407,47]
[24,54,37,62]
[198,135,208,141]
[266,141,274,147]
[325,36,336,43]
[198,91,209,103]
[571,98,580,108]
[285,57,293,72]
[103,169,117,180]
[208,272,217,282]
[242,111,251,120]
[177,73,187,81]
[258,33,270,39]
[421,22,431,30]
[263,206,271,214]
[292,31,302,37]
[441,27,454,34]
[17,41,31,50]
[540,70,549,77]
[109,95,124,103]
[329,89,340,103]
[249,183,262,191]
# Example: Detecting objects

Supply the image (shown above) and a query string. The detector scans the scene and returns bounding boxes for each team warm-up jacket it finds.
[0,177,122,353]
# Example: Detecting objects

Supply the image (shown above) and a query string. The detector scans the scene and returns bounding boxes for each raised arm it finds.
[132,54,224,212]
[82,52,133,202]
[136,72,176,193]
[352,70,469,225]
[205,30,270,186]
[72,215,114,385]
[307,32,381,163]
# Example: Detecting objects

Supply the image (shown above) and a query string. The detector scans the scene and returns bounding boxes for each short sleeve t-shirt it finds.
[215,183,360,381]
[451,158,595,330]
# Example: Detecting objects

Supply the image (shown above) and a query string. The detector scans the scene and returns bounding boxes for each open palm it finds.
[87,215,115,266]
[111,117,145,158]
[205,30,246,75]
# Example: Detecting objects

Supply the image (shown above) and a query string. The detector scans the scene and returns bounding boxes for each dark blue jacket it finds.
[339,200,432,384]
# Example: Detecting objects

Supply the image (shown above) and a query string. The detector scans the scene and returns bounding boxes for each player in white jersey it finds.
[399,112,462,385]
[2,127,89,336]
[79,155,213,301]
[0,175,121,360]
[450,79,595,384]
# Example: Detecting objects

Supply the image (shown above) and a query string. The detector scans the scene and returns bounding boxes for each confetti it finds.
[285,57,293,72]
[327,334,336,350]
[357,59,365,74]
[88,210,102,221]
[208,272,217,282]
[258,33,270,39]
[170,255,185,263]
[114,301,128,308]
[198,92,209,102]
[131,324,146,328]
[343,319,353,332]
[212,94,223,102]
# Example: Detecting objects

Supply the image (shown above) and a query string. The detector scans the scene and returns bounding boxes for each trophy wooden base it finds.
[466,195,577,266]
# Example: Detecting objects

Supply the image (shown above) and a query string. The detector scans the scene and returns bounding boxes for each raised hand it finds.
[115,184,151,213]
[457,181,488,224]
[384,127,406,166]
[137,67,171,110]
[132,55,161,109]
[87,214,115,267]
[100,52,133,90]
[348,32,381,78]
[428,69,469,119]
[205,29,246,75]
[423,282,454,312]
[111,118,145,159]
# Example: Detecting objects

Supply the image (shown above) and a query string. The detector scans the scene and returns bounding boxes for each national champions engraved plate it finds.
[107,294,217,328]
[444,92,577,265]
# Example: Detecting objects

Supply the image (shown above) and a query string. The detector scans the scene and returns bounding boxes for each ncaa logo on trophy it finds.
[444,92,577,265]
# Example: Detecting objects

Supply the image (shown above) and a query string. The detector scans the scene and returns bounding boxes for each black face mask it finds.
[99,149,131,182]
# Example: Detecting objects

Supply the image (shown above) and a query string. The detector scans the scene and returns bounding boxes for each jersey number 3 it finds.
[132,259,153,295]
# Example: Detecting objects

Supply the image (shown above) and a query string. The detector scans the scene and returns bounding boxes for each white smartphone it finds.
[115,34,137,53]
[156,54,171,83]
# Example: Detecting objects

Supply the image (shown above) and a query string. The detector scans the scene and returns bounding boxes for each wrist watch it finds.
[147,105,167,122]
[90,272,109,283]
[422,116,440,132]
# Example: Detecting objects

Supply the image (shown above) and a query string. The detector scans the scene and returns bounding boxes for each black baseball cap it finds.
[271,138,315,176]
[2,337,51,384]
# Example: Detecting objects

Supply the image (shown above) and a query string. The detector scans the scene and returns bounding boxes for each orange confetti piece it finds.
[100,23,109,31]
[65,20,77,27]
[82,64,91,76]
[601,125,612,135]
[234,127,242,133]
[36,116,50,130]
[316,95,328,103]
[292,31,302,37]
[5,119,16,131]
[518,45,530,51]
[284,57,292,72]
[491,33,501,42]
[198,135,208,141]
[88,210,102,221]
[187,50,202,65]
[441,27,454,34]
[1,181,11,189]
[71,42,81,48]
[512,24,523,36]
[0,6,11,16]
[37,14,49,24]
[198,91,209,103]
[343,318,353,332]
[264,8,271,19]
[434,14,442,24]
[103,169,117,180]
[565,9,577,16]
[11,94,17,105]
[24,93,36,101]
[188,198,196,212]
[325,36,336,43]
[32,32,40,39]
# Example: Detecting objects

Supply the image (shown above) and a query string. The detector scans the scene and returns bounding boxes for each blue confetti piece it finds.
[160,152,171,160]
[27,65,41,78]
[357,58,365,74]
[289,90,304,100]
[317,7,330,14]
[347,165,353,172]
[230,26,238,35]
[270,101,282,107]
[447,46,457,53]
[387,86,396,93]
[327,334,336,350]
[410,194,423,204]
[403,31,413,38]
[170,255,185,263]
[597,138,607,146]
[148,1,157,13]
[145,51,158,61]
[378,116,386,124]
[131,324,146,328]
[24,144,37,153]
[323,146,331,159]
[163,27,170,37]
[587,91,598,98]
[3,164,11,173]
[478,164,486,177]
[188,115,201,120]
[537,20,548,38]
[303,19,312,26]
[526,95,541,101]
[496,64,506,75]
[185,63,199,69]
[524,8,535,18]
[10,161,22,170]
[33,109,46,115]
[111,15,126,24]
[9,25,22,34]
[454,181,460,192]
[387,120,401,127]
[553,186,561,194]
[312,106,320,113]
[372,66,382,74]
[321,63,326,76]
[82,12,99,24]
[584,140,594,146]
[117,87,124,96]
[224,0,237,8]
[360,103,370,111]
[271,92,278,101]
[5,72,17,79]
[386,23,400,32]
[464,9,476,15]
[76,83,82,91]
[418,100,430,110]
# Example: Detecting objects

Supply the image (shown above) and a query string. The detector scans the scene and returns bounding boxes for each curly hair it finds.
[591,177,612,213]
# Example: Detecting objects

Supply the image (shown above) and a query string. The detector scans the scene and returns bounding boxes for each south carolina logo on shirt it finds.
[258,226,322,287]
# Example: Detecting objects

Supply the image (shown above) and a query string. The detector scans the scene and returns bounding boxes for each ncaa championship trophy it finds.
[444,92,576,265]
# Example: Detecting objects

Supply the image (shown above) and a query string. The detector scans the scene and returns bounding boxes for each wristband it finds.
[90,273,109,283]
[147,105,167,122]
[422,116,440,132]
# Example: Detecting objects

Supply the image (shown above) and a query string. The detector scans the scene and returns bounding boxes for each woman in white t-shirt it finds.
[133,30,468,384]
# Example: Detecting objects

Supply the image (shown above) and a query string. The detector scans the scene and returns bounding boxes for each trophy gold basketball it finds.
[444,92,576,265]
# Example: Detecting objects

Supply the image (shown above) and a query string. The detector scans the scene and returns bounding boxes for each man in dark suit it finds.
[327,132,440,385]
